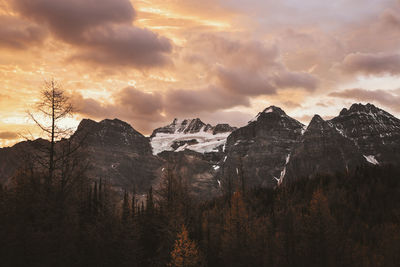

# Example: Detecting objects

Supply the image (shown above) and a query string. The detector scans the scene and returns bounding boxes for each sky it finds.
[1,0,400,146]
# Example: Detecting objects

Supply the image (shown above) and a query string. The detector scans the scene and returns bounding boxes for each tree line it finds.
[1,162,399,267]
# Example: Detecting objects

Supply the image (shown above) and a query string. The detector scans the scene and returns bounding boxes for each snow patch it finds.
[150,131,230,155]
[301,125,307,135]
[264,107,273,113]
[363,155,379,165]
[276,153,291,186]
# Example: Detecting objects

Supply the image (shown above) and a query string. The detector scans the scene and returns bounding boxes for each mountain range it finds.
[1,103,399,199]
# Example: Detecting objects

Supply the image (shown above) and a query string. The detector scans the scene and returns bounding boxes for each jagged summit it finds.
[309,114,324,124]
[262,105,286,115]
[75,118,144,140]
[339,103,393,117]
[150,118,236,155]
[330,103,400,165]
[249,105,288,124]
[222,105,305,188]
[304,114,328,133]
[151,118,213,137]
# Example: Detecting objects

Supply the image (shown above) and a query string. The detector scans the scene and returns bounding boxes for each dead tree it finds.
[28,79,73,192]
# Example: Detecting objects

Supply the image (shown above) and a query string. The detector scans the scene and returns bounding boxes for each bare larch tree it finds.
[28,79,73,191]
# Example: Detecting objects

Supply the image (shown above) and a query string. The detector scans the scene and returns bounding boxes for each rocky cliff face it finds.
[283,115,365,184]
[71,119,161,191]
[218,106,305,190]
[329,103,400,165]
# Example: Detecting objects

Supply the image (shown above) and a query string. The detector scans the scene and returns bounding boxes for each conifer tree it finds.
[122,190,130,223]
[169,225,201,267]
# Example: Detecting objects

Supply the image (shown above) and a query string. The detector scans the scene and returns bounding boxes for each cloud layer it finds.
[0,131,19,140]
[341,53,400,76]
[11,0,173,68]
[0,15,47,49]
[1,0,400,142]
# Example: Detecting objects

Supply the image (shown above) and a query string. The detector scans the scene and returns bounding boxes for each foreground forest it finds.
[0,164,399,267]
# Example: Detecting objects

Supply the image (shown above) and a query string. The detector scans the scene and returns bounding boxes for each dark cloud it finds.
[117,87,163,117]
[70,25,172,68]
[12,0,172,68]
[329,88,400,112]
[12,0,134,41]
[273,71,318,91]
[193,35,279,69]
[282,101,302,108]
[341,52,400,76]
[72,87,164,133]
[215,66,317,96]
[381,9,400,29]
[72,94,116,119]
[216,67,276,95]
[72,87,163,120]
[0,15,47,49]
[186,34,318,98]
[164,86,249,115]
[0,131,19,140]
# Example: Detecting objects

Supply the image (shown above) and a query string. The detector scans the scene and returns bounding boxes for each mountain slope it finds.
[283,115,365,184]
[329,103,400,165]
[1,103,399,197]
[219,106,305,190]
[72,118,162,191]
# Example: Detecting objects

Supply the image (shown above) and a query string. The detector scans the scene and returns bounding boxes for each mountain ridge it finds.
[1,103,399,199]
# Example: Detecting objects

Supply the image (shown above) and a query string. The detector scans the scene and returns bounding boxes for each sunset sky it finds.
[1,0,400,147]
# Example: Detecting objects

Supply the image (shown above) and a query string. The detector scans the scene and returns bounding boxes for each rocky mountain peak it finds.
[339,103,387,117]
[262,105,286,115]
[306,115,329,132]
[77,118,142,137]
[73,118,149,154]
[330,103,400,165]
[151,118,211,137]
[249,105,292,124]
[309,114,324,124]
[150,118,236,155]
[213,124,237,135]
[76,118,97,132]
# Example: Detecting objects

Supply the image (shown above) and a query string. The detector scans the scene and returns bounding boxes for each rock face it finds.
[219,106,305,190]
[72,119,161,191]
[283,115,365,184]
[150,118,236,155]
[329,103,400,165]
[213,124,237,135]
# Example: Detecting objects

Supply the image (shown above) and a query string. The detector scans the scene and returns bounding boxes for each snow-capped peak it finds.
[248,106,288,124]
[150,118,236,155]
